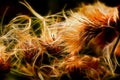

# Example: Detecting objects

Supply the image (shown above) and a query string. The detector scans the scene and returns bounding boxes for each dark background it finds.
[0,0,120,24]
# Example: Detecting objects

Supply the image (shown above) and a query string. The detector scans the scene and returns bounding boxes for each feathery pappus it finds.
[61,2,120,57]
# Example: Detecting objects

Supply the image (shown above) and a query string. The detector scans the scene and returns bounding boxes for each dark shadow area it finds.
[0,0,120,24]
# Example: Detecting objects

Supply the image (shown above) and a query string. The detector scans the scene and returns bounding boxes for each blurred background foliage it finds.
[0,0,120,24]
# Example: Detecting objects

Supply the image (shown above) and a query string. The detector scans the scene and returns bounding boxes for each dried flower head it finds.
[20,39,41,63]
[61,2,119,56]
[60,55,103,79]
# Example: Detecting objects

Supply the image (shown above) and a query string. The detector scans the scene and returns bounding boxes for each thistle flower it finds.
[61,2,119,56]
[1,1,120,79]
[60,55,113,80]
[20,39,41,63]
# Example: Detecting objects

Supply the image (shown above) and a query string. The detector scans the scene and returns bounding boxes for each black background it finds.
[0,0,120,24]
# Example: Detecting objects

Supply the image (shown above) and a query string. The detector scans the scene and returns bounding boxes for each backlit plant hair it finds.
[61,1,120,76]
[0,1,120,80]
